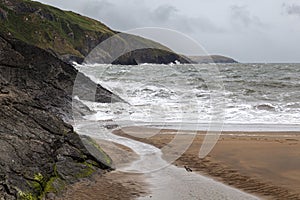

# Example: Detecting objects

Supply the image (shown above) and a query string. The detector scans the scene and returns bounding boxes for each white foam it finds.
[84,111,113,121]
[75,63,300,130]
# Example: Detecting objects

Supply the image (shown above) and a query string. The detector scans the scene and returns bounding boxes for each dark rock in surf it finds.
[255,104,276,111]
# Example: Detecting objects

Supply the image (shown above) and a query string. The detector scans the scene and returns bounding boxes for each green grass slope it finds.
[0,0,115,60]
[0,0,186,64]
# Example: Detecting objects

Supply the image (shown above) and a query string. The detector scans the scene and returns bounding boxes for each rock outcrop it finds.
[0,35,123,119]
[0,35,119,199]
[112,49,190,65]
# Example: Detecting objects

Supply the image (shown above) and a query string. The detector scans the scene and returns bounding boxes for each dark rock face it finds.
[112,49,190,65]
[0,92,112,199]
[0,8,7,20]
[0,36,118,199]
[84,33,191,65]
[0,36,123,119]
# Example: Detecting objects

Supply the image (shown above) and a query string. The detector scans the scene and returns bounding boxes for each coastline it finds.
[112,127,300,200]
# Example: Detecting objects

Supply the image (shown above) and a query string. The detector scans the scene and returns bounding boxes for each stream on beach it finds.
[74,121,259,200]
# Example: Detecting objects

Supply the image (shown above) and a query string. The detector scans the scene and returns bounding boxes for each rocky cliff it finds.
[0,0,189,64]
[0,35,121,199]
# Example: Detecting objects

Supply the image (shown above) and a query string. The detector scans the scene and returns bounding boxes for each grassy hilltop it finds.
[0,0,189,64]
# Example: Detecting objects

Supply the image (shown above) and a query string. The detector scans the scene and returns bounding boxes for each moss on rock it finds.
[80,135,114,169]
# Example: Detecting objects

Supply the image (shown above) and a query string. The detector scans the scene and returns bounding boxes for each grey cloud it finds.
[284,4,300,16]
[230,5,264,28]
[190,17,224,33]
[37,0,300,62]
[79,1,224,33]
[77,0,141,30]
[149,4,223,33]
[81,0,113,14]
[152,5,178,22]
[38,0,223,33]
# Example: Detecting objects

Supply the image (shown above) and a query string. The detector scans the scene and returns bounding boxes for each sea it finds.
[74,63,300,132]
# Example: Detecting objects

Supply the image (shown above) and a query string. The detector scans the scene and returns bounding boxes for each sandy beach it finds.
[57,140,149,200]
[57,171,148,200]
[113,127,300,200]
[59,126,300,200]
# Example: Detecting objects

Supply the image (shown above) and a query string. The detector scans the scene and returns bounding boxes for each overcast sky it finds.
[37,0,300,63]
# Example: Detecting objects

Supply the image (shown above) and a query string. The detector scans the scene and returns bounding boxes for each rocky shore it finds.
[0,35,123,199]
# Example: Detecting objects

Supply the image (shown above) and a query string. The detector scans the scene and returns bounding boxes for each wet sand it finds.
[58,171,148,200]
[58,140,149,200]
[114,127,300,200]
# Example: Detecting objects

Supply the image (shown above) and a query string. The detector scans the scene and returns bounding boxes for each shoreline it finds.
[104,121,300,132]
[113,127,300,200]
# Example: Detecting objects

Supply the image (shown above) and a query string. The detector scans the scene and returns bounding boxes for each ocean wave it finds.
[75,63,300,126]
